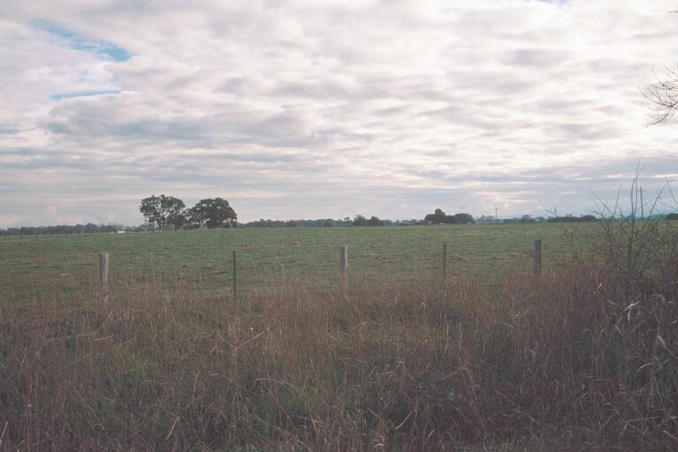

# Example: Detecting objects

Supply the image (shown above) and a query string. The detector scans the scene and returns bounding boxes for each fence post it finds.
[99,252,110,303]
[232,250,237,299]
[339,245,348,291]
[534,239,542,276]
[443,243,448,281]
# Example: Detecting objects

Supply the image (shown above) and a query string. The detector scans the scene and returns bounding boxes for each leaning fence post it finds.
[99,252,110,303]
[442,243,448,281]
[232,250,237,299]
[339,245,348,291]
[534,239,542,276]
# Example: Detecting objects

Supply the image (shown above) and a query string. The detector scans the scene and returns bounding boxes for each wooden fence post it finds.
[534,239,542,276]
[443,243,448,281]
[232,250,237,299]
[99,252,110,303]
[339,245,348,291]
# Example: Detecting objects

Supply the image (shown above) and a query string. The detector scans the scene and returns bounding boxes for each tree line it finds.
[0,223,124,236]
[241,217,422,228]
[2,203,676,236]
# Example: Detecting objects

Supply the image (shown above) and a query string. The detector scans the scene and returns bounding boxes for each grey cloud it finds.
[506,48,569,68]
[270,80,354,100]
[545,122,622,141]
[0,124,19,134]
[43,96,319,148]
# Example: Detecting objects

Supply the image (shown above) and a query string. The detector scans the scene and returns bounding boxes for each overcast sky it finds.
[1,0,677,226]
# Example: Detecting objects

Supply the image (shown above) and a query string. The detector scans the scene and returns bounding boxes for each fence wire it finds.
[0,224,587,304]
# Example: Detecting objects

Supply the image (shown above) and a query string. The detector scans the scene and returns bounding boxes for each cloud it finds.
[1,0,678,226]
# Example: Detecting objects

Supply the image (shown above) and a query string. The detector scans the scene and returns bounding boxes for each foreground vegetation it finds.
[1,217,677,449]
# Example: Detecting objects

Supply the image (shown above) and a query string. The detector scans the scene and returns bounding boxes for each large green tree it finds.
[188,198,237,228]
[424,208,474,225]
[139,195,186,231]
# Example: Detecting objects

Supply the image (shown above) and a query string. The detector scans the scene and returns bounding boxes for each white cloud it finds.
[1,0,678,226]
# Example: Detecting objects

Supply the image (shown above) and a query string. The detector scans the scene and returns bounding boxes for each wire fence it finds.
[0,224,586,304]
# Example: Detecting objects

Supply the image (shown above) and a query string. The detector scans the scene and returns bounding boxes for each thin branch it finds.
[645,66,678,125]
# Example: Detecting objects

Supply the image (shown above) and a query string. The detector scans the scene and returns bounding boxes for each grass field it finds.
[0,223,586,305]
[4,220,678,449]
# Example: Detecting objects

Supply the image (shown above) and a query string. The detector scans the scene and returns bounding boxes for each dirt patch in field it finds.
[509,252,532,258]
[446,254,468,262]
[365,253,396,263]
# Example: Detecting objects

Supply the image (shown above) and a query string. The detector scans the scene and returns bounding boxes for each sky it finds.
[1,0,677,226]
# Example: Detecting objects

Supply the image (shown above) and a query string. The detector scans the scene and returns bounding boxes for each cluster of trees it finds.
[423,209,474,225]
[245,218,352,228]
[246,219,329,228]
[243,218,423,228]
[352,215,384,226]
[0,223,125,236]
[547,215,598,223]
[475,214,599,224]
[139,195,237,230]
[244,216,390,228]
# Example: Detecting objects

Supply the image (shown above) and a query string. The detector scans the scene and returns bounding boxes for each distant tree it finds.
[424,209,474,225]
[353,215,368,226]
[520,215,535,223]
[547,215,598,223]
[424,208,448,224]
[351,215,384,226]
[140,195,186,231]
[476,215,500,224]
[666,213,678,221]
[187,198,237,228]
[366,216,384,226]
[452,213,474,224]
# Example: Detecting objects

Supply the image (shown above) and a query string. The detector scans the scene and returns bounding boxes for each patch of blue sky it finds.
[50,89,121,100]
[32,19,131,62]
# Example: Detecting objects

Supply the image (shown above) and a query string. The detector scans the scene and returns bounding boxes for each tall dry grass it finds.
[1,222,678,450]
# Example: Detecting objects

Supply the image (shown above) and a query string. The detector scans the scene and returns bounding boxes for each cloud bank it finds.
[1,0,677,226]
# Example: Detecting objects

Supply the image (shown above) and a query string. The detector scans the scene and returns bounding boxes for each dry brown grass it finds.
[2,226,678,450]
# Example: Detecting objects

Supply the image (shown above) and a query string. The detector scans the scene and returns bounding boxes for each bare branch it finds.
[644,66,678,125]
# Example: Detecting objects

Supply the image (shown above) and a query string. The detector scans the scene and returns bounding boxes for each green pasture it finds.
[0,223,593,304]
